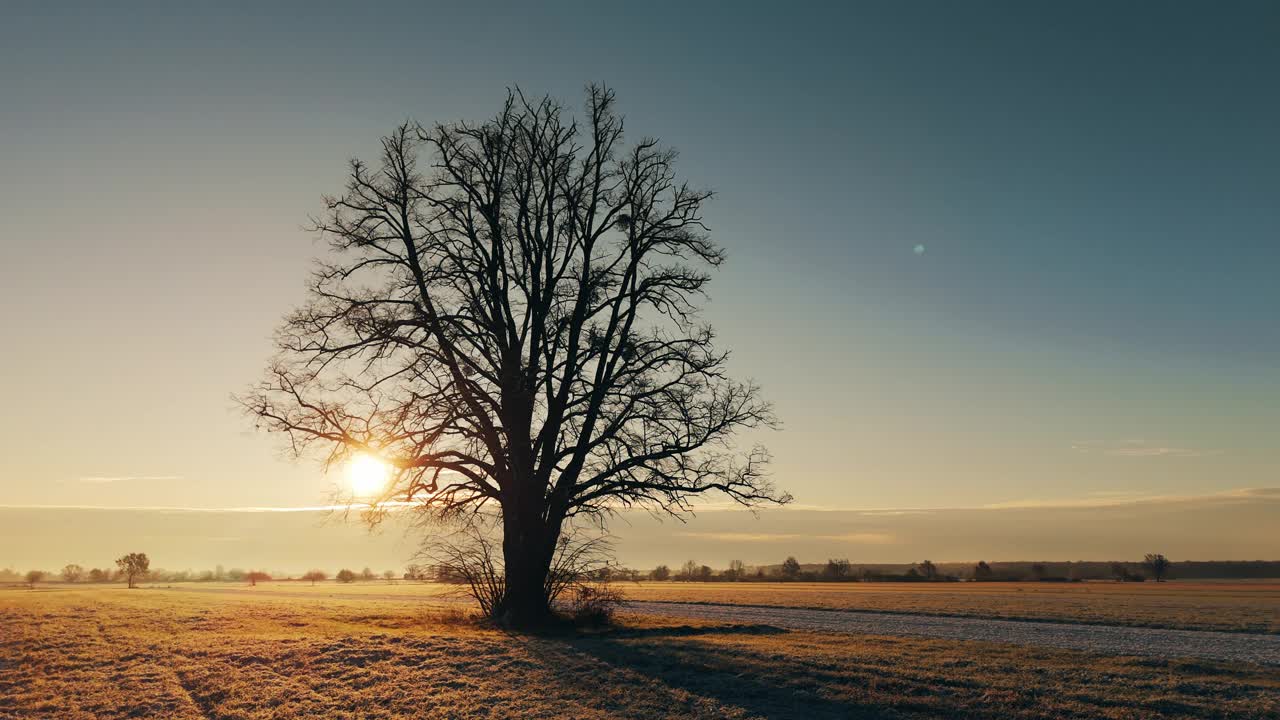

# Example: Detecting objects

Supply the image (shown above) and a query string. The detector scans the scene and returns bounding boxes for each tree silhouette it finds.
[973,561,993,580]
[302,570,327,586]
[115,553,149,589]
[650,565,670,581]
[918,560,938,581]
[61,564,84,583]
[241,85,788,626]
[336,569,356,583]
[25,570,44,589]
[1144,553,1171,582]
[781,556,801,580]
[726,559,746,581]
[246,571,271,587]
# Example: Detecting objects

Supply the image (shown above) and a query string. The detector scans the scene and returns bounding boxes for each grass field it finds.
[2,585,1277,719]
[620,580,1280,634]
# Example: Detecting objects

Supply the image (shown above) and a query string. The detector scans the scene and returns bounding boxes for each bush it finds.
[567,583,623,626]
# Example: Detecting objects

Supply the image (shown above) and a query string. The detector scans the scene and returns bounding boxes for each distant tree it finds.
[382,570,397,583]
[301,570,327,586]
[1110,562,1128,582]
[725,559,746,581]
[905,567,921,579]
[360,567,376,581]
[679,560,700,582]
[61,564,85,583]
[918,560,938,581]
[246,571,271,587]
[336,569,357,583]
[973,561,993,581]
[115,553,150,589]
[227,568,246,582]
[1144,553,1171,582]
[1029,563,1047,581]
[650,565,671,581]
[403,564,425,581]
[755,568,765,580]
[697,565,714,582]
[823,558,851,580]
[25,570,45,589]
[781,556,801,581]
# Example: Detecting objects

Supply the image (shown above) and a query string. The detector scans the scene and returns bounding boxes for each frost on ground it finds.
[627,600,1280,666]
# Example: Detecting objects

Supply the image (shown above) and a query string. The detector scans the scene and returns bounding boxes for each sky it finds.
[1,2,1277,569]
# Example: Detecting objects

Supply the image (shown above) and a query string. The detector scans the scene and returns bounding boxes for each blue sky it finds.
[2,2,1277,530]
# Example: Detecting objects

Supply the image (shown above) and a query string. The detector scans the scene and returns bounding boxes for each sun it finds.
[346,453,390,497]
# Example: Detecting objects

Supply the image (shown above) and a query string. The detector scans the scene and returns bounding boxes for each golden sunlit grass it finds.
[620,580,1280,634]
[2,586,1277,719]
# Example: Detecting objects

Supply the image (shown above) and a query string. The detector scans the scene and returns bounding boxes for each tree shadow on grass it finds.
[549,625,897,720]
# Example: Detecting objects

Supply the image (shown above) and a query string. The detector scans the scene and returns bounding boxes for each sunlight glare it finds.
[347,453,390,497]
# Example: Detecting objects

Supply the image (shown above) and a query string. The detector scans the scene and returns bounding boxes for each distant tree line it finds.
[9,555,1278,587]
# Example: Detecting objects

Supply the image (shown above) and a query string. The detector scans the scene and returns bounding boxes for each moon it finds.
[347,453,390,497]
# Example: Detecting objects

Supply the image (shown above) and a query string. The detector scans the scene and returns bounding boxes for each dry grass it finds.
[620,580,1280,634]
[2,586,1276,719]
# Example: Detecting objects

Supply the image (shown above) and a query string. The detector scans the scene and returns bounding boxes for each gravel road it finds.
[625,600,1280,666]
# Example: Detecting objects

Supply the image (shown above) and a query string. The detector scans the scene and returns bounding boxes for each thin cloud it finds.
[1070,440,1219,458]
[675,531,896,545]
[77,475,185,484]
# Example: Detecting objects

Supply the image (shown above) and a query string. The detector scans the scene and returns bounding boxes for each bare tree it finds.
[302,570,328,586]
[382,569,397,583]
[241,85,788,626]
[115,553,149,589]
[781,556,801,580]
[25,570,45,589]
[918,560,938,581]
[61,564,84,583]
[822,558,851,580]
[973,561,993,580]
[336,569,356,583]
[726,559,746,581]
[1144,553,1171,582]
[650,565,670,581]
[246,571,271,587]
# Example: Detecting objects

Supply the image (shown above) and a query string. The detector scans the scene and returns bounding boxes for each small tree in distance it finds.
[973,561,993,581]
[25,570,45,589]
[336,569,357,583]
[1144,553,1171,582]
[781,556,801,581]
[918,560,938,581]
[382,570,396,583]
[650,565,671,581]
[61,564,85,583]
[726,560,746,581]
[301,570,327,586]
[115,553,150,589]
[360,568,375,582]
[246,571,271,587]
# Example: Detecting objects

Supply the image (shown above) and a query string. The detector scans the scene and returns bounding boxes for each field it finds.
[621,580,1280,634]
[2,584,1278,719]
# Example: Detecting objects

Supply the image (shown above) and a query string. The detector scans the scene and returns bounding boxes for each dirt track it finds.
[626,600,1280,666]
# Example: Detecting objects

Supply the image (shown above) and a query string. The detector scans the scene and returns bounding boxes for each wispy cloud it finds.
[1070,440,1219,458]
[77,475,185,484]
[675,531,896,544]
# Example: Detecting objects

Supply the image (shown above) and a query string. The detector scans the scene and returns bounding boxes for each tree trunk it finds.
[494,502,557,628]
